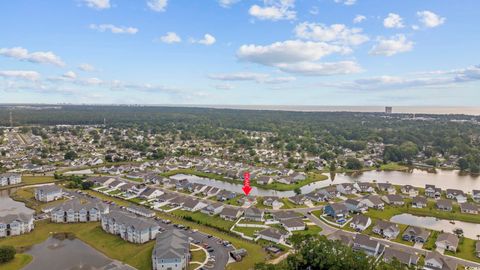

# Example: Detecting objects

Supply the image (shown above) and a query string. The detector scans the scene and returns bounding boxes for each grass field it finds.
[233,226,262,238]
[171,209,235,231]
[291,225,323,237]
[0,254,33,270]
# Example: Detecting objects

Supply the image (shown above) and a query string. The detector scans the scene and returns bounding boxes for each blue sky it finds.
[0,0,479,105]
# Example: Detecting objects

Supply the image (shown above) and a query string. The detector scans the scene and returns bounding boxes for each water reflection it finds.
[0,189,34,216]
[391,213,480,239]
[24,236,134,270]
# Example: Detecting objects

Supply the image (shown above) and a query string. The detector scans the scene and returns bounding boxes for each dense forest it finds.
[1,105,480,171]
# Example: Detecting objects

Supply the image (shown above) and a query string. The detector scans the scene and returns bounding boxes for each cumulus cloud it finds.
[213,83,234,90]
[218,0,240,8]
[62,71,77,79]
[78,63,96,72]
[0,47,65,67]
[369,34,413,56]
[294,22,369,46]
[353,15,366,24]
[275,61,362,76]
[160,32,181,43]
[0,70,40,81]
[89,24,138,34]
[249,0,296,21]
[147,0,167,12]
[324,65,480,91]
[237,40,349,65]
[83,0,110,10]
[195,34,216,45]
[383,13,404,28]
[237,40,361,76]
[417,10,445,28]
[334,0,356,5]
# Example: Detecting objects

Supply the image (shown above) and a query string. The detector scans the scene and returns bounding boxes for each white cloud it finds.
[294,22,369,46]
[83,0,110,10]
[78,63,96,72]
[208,72,295,84]
[369,34,413,56]
[353,15,366,24]
[214,83,234,90]
[383,13,404,29]
[62,71,77,79]
[0,47,65,67]
[218,0,240,8]
[147,0,167,12]
[309,6,319,15]
[417,10,445,28]
[89,24,138,34]
[197,34,216,45]
[237,40,349,66]
[160,32,181,43]
[275,61,362,76]
[249,0,296,21]
[0,70,40,81]
[330,65,480,91]
[334,0,356,6]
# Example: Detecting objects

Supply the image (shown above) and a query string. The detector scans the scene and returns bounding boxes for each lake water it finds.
[0,189,34,216]
[24,235,134,270]
[390,213,480,239]
[171,168,480,198]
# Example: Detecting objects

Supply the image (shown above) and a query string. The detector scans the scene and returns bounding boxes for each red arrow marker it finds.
[242,171,252,196]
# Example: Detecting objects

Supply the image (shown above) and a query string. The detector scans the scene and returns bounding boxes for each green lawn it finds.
[171,210,235,231]
[291,225,323,236]
[190,247,207,263]
[379,163,409,171]
[423,231,439,250]
[0,254,33,270]
[83,189,268,270]
[22,176,56,185]
[233,226,262,238]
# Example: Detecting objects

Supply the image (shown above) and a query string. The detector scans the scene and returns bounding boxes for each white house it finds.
[0,213,34,237]
[51,199,109,223]
[101,210,160,244]
[0,173,21,186]
[34,185,63,202]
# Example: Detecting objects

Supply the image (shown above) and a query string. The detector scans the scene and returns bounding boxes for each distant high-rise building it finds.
[385,107,393,114]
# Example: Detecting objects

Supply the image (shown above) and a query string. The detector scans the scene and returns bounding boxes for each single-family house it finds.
[352,234,384,257]
[219,207,243,221]
[244,207,264,222]
[372,220,400,239]
[412,196,428,208]
[139,188,164,200]
[383,247,419,267]
[349,214,371,231]
[473,190,480,203]
[401,185,419,197]
[377,183,396,194]
[324,203,349,219]
[336,183,357,195]
[382,194,404,206]
[425,185,442,199]
[281,218,305,232]
[257,228,288,244]
[436,199,453,211]
[344,199,368,213]
[402,226,430,243]
[361,195,385,210]
[446,189,467,203]
[460,202,479,214]
[424,251,457,270]
[435,233,459,252]
[354,182,376,193]
[201,202,224,216]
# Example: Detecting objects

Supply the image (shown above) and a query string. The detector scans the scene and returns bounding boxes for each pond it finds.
[171,168,480,198]
[0,189,34,216]
[390,213,480,239]
[23,235,135,270]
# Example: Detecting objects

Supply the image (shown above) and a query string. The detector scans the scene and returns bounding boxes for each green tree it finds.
[294,187,301,195]
[345,157,363,170]
[0,245,16,263]
[64,150,78,161]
